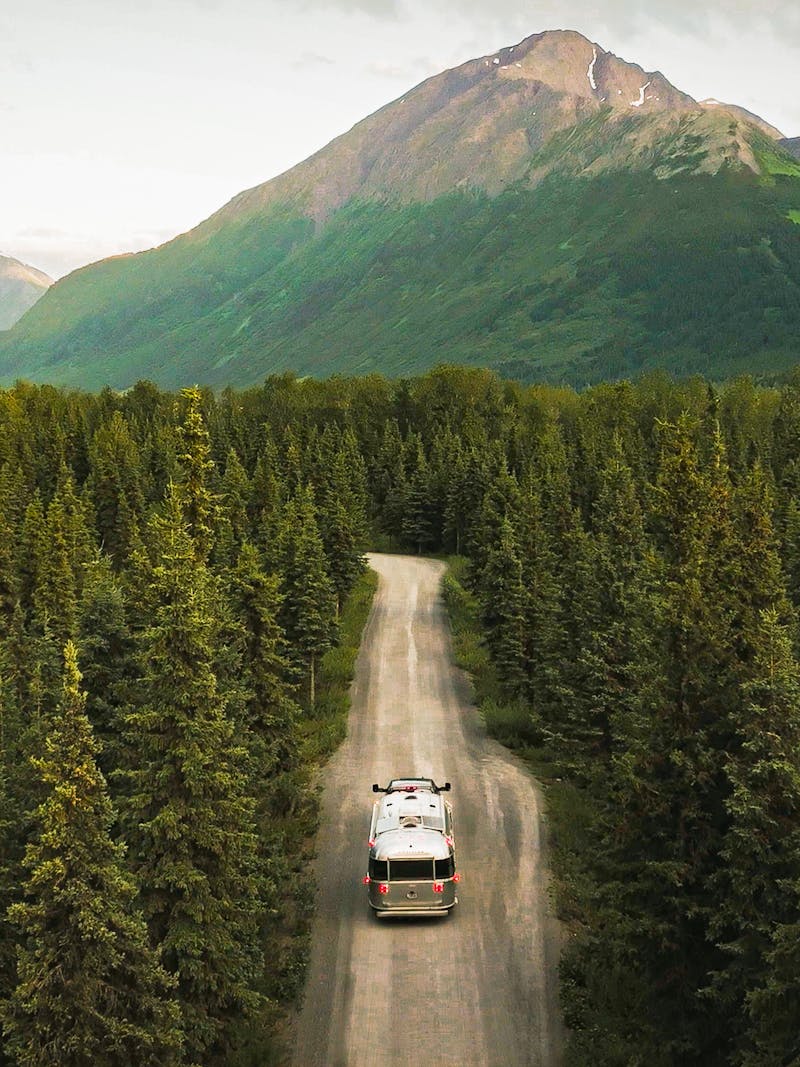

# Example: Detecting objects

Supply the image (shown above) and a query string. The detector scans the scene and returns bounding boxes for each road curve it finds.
[291,554,564,1067]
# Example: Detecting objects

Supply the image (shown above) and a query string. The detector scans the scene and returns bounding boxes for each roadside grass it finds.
[254,565,378,1065]
[299,566,379,765]
[442,556,596,937]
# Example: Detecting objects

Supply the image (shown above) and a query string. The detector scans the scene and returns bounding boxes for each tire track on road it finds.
[291,554,564,1066]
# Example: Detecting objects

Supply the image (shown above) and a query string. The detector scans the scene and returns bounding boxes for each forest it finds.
[1,364,799,1065]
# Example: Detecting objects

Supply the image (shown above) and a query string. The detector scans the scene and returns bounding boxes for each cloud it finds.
[290,0,400,17]
[15,226,72,240]
[289,51,337,70]
[364,57,432,79]
[279,0,797,51]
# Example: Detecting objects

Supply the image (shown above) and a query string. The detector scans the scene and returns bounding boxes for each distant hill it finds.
[1,29,799,389]
[780,137,800,160]
[0,256,52,331]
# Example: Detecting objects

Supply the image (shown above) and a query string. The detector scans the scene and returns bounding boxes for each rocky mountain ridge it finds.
[0,28,798,389]
[204,29,779,234]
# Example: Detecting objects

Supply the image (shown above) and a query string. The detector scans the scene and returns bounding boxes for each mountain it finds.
[780,137,800,160]
[1,29,799,389]
[0,256,53,331]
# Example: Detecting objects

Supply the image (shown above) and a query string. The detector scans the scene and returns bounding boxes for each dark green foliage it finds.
[77,555,137,784]
[709,608,800,1061]
[87,411,145,567]
[1,642,182,1067]
[275,486,337,708]
[121,490,263,1065]
[478,517,527,698]
[2,366,800,1066]
[228,542,300,810]
[175,386,217,561]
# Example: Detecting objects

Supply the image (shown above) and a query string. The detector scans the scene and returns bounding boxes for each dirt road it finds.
[291,554,564,1066]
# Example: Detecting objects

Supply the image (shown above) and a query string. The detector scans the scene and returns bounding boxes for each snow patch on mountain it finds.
[587,47,598,90]
[631,82,651,107]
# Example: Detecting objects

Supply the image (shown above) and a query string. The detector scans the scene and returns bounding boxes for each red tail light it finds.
[362,876,370,885]
[379,883,389,895]
[368,839,376,847]
[433,882,444,893]
[453,872,461,883]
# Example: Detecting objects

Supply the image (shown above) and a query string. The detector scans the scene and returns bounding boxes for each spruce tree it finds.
[212,448,251,569]
[88,411,145,568]
[709,608,800,1065]
[229,542,300,817]
[122,489,263,1064]
[1,642,182,1067]
[276,486,337,708]
[571,437,654,766]
[479,516,527,698]
[175,386,217,560]
[402,436,436,553]
[77,555,137,785]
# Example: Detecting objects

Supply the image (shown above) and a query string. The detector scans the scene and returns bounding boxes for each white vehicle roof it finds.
[372,826,452,862]
[373,788,448,836]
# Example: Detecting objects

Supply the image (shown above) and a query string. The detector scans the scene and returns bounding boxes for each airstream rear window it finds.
[368,857,388,880]
[388,858,435,881]
[434,856,455,879]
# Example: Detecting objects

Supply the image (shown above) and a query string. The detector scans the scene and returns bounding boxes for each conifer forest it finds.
[1,365,800,1065]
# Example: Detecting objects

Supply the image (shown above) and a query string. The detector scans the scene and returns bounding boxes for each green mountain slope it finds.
[0,255,52,331]
[1,30,799,389]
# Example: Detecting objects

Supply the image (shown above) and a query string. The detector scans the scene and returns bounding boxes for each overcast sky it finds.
[2,0,798,279]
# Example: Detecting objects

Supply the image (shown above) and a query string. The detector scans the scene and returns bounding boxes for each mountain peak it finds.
[206,26,778,233]
[476,29,693,113]
[3,28,798,391]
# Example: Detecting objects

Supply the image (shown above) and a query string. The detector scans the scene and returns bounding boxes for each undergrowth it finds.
[257,566,378,1064]
[442,556,597,965]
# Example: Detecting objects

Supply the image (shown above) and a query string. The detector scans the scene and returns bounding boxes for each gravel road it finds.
[290,553,564,1067]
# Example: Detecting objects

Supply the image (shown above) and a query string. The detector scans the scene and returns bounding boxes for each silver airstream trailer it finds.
[364,777,459,917]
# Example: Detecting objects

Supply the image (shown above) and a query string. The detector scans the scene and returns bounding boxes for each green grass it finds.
[299,565,378,765]
[789,210,800,225]
[759,150,800,178]
[441,557,597,932]
[253,566,377,1065]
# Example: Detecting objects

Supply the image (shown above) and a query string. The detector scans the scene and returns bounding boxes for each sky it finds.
[2,0,798,280]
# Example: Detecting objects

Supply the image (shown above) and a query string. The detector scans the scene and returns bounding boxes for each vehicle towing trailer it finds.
[364,777,459,917]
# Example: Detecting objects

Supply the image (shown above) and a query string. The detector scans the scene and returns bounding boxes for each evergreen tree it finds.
[313,436,367,614]
[77,555,137,784]
[571,437,654,767]
[708,607,800,1064]
[1,642,182,1067]
[122,490,263,1064]
[17,494,47,619]
[515,472,568,739]
[212,448,251,569]
[479,516,527,697]
[229,542,300,815]
[401,436,436,553]
[88,411,145,568]
[276,486,337,708]
[175,386,216,560]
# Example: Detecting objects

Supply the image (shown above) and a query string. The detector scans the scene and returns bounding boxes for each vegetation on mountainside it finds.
[2,161,799,390]
[2,365,800,1065]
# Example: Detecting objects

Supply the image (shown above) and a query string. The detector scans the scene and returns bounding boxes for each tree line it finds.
[1,365,800,1064]
[0,380,367,1065]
